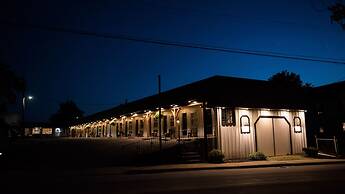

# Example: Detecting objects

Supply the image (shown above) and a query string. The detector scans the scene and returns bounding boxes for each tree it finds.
[0,63,25,147]
[0,64,26,112]
[329,2,345,30]
[268,70,311,88]
[49,100,84,127]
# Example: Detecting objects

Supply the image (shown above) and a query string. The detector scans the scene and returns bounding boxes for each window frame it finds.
[293,116,302,133]
[240,115,250,134]
[221,108,236,127]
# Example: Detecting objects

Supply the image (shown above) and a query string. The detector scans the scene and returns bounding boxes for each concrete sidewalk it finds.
[126,158,345,174]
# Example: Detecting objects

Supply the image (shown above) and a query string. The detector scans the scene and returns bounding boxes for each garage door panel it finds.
[256,118,275,156]
[273,119,291,155]
[256,117,291,157]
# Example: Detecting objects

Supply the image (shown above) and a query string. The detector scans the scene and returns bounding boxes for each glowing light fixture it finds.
[28,96,34,100]
[188,100,201,106]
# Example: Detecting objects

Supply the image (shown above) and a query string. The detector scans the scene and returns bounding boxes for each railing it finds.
[315,135,338,155]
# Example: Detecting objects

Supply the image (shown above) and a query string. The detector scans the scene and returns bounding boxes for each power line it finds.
[4,20,345,65]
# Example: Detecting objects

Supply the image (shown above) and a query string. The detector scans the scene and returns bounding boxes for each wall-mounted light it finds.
[342,122,345,132]
[293,117,302,133]
[240,115,250,134]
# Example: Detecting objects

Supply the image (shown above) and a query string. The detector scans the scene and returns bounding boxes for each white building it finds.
[69,76,308,159]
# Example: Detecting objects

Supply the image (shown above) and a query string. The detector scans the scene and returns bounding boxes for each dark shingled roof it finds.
[75,75,308,124]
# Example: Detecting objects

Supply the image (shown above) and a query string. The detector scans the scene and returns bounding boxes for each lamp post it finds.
[22,95,33,136]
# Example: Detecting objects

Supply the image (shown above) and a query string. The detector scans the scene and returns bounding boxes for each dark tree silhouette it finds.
[0,64,26,112]
[49,100,84,126]
[329,2,345,30]
[268,70,311,88]
[0,63,25,149]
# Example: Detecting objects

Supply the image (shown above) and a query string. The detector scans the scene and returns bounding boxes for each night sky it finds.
[1,0,345,122]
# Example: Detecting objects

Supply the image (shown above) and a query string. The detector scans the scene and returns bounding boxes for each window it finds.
[140,120,144,129]
[163,116,168,133]
[293,117,302,133]
[149,117,152,135]
[190,112,198,129]
[135,120,139,135]
[182,113,187,130]
[129,121,132,131]
[240,115,250,134]
[221,108,236,126]
[190,112,198,136]
[170,116,175,127]
[154,117,158,128]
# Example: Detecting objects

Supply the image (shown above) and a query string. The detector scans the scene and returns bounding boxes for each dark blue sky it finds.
[1,0,345,122]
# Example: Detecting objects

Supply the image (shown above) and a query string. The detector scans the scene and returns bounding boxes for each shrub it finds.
[208,149,224,163]
[248,152,267,161]
[302,147,319,157]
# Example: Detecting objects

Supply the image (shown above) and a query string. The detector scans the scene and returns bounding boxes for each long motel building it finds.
[69,76,308,159]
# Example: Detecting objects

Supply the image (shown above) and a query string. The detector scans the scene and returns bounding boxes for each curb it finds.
[125,160,345,174]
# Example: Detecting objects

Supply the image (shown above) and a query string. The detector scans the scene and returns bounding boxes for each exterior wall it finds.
[69,104,206,139]
[217,108,307,159]
[177,105,204,138]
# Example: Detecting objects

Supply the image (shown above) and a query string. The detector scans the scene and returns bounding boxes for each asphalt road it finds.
[2,164,345,194]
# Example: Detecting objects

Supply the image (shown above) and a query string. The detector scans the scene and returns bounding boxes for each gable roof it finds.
[75,75,308,124]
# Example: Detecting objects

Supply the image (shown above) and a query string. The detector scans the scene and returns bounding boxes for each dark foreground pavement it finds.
[2,163,345,194]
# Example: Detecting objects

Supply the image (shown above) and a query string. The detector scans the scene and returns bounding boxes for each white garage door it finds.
[256,117,291,156]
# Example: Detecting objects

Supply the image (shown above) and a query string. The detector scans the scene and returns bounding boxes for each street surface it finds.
[2,163,345,194]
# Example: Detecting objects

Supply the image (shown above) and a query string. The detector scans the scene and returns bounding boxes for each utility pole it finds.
[158,75,162,151]
[203,101,208,161]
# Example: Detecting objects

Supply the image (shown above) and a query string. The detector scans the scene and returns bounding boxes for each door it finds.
[273,119,291,155]
[256,118,275,156]
[255,117,291,156]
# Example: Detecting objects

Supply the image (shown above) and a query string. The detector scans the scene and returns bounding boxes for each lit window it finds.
[240,115,250,134]
[293,117,302,133]
[221,108,236,127]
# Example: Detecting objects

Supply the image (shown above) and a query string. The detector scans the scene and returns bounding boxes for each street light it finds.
[22,95,34,110]
[22,95,34,136]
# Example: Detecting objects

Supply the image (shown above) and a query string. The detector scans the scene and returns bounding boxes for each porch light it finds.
[343,123,345,132]
[188,100,201,106]
[171,104,179,108]
[293,117,302,133]
[240,115,250,134]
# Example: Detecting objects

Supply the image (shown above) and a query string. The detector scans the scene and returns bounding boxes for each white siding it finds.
[218,108,307,159]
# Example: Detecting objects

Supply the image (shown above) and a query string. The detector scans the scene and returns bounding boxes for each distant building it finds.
[25,122,64,137]
[69,76,310,159]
